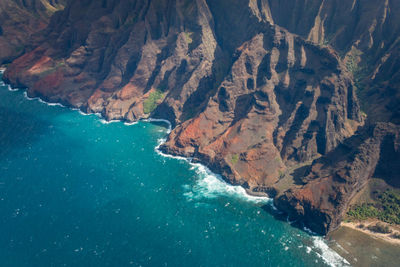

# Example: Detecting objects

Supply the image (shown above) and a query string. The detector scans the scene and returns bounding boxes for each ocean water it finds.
[0,73,349,267]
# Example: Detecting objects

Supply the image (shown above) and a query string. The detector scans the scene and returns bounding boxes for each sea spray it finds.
[311,237,350,267]
[154,131,272,204]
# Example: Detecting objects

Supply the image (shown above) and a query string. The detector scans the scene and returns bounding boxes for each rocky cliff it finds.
[0,0,66,64]
[2,0,399,235]
[276,122,400,234]
[267,0,400,124]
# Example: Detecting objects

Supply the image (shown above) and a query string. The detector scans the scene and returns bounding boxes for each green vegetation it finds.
[347,191,400,224]
[367,222,392,234]
[15,45,25,53]
[391,232,400,239]
[347,203,379,221]
[344,47,373,114]
[377,191,400,224]
[184,32,193,44]
[345,48,363,74]
[231,154,239,165]
[143,89,164,114]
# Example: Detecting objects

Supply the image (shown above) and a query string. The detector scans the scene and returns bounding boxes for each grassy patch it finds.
[143,89,164,114]
[184,32,193,44]
[347,191,400,224]
[231,154,239,165]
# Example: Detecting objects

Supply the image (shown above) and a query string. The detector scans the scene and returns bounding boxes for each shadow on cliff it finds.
[261,203,322,237]
[373,134,400,188]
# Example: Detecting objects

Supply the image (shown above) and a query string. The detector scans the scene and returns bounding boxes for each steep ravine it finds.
[2,0,399,235]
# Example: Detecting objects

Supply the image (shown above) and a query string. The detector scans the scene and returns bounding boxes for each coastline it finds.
[0,71,356,267]
[340,221,400,245]
[328,224,400,267]
[0,70,271,204]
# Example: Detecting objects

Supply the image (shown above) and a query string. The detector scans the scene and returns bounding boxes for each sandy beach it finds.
[340,221,400,245]
[328,224,400,267]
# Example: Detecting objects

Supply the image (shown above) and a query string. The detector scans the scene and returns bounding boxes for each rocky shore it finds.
[1,0,400,236]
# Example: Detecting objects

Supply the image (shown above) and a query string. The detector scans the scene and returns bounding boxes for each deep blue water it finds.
[0,73,349,267]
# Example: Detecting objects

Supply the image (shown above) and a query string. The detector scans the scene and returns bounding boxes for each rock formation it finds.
[1,0,399,235]
[0,0,66,64]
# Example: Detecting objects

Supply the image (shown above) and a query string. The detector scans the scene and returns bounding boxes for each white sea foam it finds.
[142,118,172,133]
[23,91,36,100]
[155,135,271,204]
[7,85,18,91]
[124,121,138,126]
[311,236,351,267]
[302,226,350,266]
[187,162,270,203]
[99,119,120,124]
[38,98,66,107]
[22,91,66,107]
[78,110,90,116]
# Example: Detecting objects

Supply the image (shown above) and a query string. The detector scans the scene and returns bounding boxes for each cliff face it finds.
[0,0,66,64]
[267,0,400,124]
[1,0,399,235]
[276,123,400,234]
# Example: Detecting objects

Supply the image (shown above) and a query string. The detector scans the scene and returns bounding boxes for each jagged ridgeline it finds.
[2,0,399,235]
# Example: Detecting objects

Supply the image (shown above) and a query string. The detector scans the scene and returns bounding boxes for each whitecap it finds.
[311,236,351,267]
[99,119,120,124]
[22,91,65,108]
[7,85,19,92]
[124,121,138,126]
[78,110,91,116]
[37,98,66,108]
[142,118,172,133]
[155,136,270,204]
[23,91,37,100]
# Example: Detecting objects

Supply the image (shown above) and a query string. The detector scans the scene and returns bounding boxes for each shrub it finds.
[391,232,400,239]
[347,191,400,225]
[143,89,164,114]
[347,203,379,221]
[367,223,392,234]
[231,154,239,165]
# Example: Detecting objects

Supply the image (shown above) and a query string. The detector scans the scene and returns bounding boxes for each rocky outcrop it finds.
[161,29,362,190]
[266,0,400,124]
[275,122,400,234]
[0,0,66,64]
[1,0,399,235]
[3,0,362,188]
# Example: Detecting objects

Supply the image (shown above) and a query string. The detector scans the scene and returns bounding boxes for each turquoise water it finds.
[0,73,349,267]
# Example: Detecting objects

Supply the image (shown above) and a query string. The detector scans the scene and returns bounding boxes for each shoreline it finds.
[0,70,271,204]
[340,221,400,245]
[0,71,354,266]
